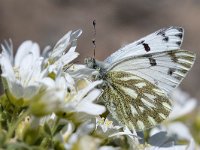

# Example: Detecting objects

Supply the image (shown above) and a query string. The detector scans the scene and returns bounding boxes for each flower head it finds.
[0,40,44,106]
[59,78,106,118]
[43,30,82,74]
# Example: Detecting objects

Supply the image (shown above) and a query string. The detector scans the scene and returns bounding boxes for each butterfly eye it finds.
[84,57,95,68]
[96,67,101,71]
[84,58,88,64]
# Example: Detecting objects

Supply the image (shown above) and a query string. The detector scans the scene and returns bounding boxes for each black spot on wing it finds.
[149,57,157,66]
[176,41,181,46]
[175,33,183,39]
[163,36,169,42]
[157,27,183,44]
[177,27,183,32]
[136,40,151,52]
[157,28,170,42]
[143,43,150,52]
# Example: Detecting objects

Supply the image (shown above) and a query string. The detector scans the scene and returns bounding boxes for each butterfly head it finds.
[84,57,99,69]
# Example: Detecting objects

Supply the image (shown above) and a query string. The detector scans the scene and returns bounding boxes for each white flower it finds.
[44,29,82,74]
[150,122,196,150]
[29,75,67,116]
[63,79,106,116]
[166,122,196,150]
[0,40,45,106]
[64,121,97,150]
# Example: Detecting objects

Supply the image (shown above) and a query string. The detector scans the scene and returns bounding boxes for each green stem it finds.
[6,109,30,142]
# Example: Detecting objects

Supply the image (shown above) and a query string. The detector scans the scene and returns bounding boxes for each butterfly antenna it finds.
[92,20,96,58]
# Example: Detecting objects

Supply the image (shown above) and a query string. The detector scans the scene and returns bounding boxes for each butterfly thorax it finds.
[84,57,108,80]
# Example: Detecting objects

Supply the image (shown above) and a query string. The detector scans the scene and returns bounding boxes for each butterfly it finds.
[84,27,195,131]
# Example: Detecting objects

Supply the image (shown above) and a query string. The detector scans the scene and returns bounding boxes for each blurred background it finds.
[0,0,199,99]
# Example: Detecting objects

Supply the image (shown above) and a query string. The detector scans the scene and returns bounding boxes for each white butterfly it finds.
[85,27,195,131]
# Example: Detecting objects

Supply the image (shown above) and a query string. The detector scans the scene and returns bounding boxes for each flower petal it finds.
[167,122,192,140]
[54,51,79,66]
[169,89,197,120]
[68,29,82,53]
[18,53,34,83]
[42,46,51,58]
[77,102,105,115]
[40,77,55,88]
[149,131,174,148]
[23,85,39,100]
[50,29,82,63]
[9,81,24,99]
[1,39,14,64]
[76,89,105,115]
[52,31,72,58]
[75,80,103,103]
[15,41,40,67]
[0,56,15,80]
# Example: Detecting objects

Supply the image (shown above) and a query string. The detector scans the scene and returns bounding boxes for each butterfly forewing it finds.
[105,27,183,64]
[99,71,172,131]
[108,50,195,95]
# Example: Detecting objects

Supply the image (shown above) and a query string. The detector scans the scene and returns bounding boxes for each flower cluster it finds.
[0,29,199,150]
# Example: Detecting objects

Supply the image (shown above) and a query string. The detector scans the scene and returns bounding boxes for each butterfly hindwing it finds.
[108,50,195,95]
[99,71,172,131]
[105,27,183,64]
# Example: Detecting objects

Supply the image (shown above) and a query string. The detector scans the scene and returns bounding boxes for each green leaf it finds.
[44,123,52,137]
[53,123,66,136]
[52,118,69,136]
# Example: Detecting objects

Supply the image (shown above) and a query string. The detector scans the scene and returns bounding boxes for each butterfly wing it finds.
[100,71,172,131]
[105,27,183,64]
[108,50,195,95]
[99,27,195,130]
